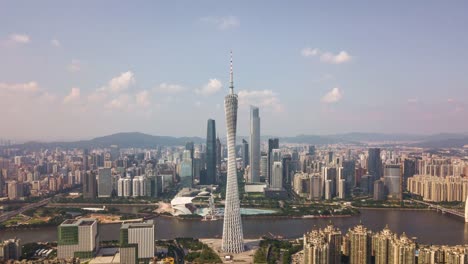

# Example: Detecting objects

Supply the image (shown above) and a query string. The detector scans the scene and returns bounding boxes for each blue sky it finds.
[1,1,467,141]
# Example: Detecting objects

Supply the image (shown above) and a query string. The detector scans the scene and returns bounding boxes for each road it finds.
[0,198,51,223]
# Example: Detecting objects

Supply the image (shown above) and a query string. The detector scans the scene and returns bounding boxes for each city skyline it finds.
[2,1,468,141]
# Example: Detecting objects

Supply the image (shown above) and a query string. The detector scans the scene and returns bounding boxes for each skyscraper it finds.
[267,138,279,185]
[348,224,372,264]
[205,119,216,185]
[250,106,260,183]
[83,171,97,199]
[384,164,402,200]
[222,52,244,253]
[97,167,112,198]
[367,148,382,194]
[241,139,249,169]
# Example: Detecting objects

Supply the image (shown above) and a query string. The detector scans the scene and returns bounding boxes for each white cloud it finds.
[51,38,61,47]
[0,82,39,93]
[63,87,81,104]
[238,89,284,112]
[195,79,222,96]
[9,33,30,44]
[195,101,202,107]
[320,51,352,64]
[301,48,319,57]
[135,90,151,107]
[105,94,131,110]
[302,47,352,64]
[321,87,343,103]
[200,16,240,30]
[155,83,185,93]
[98,71,135,93]
[67,60,81,73]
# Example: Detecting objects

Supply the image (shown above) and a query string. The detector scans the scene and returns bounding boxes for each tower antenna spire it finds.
[229,51,234,94]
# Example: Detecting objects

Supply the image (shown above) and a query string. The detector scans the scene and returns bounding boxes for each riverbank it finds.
[2,209,467,245]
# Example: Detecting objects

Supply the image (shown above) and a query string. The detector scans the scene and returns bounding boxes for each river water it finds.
[1,209,467,245]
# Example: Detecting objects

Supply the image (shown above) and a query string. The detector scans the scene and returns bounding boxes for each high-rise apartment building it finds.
[205,119,217,185]
[250,106,260,183]
[119,220,155,264]
[221,52,244,253]
[0,238,21,261]
[57,218,99,259]
[348,224,372,264]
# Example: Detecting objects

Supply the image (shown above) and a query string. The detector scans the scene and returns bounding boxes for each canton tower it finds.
[222,52,244,253]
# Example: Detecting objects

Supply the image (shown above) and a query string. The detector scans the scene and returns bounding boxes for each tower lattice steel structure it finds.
[221,52,244,253]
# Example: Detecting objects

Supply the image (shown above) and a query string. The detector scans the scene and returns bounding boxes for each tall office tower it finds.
[185,141,195,182]
[180,150,193,187]
[267,138,279,185]
[97,167,112,197]
[328,151,334,164]
[260,154,268,178]
[384,164,402,200]
[241,139,249,169]
[348,224,372,264]
[0,170,3,197]
[221,52,244,253]
[282,154,292,184]
[403,159,416,191]
[205,119,217,185]
[83,171,97,199]
[271,161,283,189]
[373,225,394,264]
[0,238,21,261]
[308,145,316,156]
[120,220,155,264]
[57,218,99,259]
[342,160,356,194]
[373,179,385,201]
[250,106,261,183]
[367,148,382,194]
[83,149,89,171]
[216,136,222,171]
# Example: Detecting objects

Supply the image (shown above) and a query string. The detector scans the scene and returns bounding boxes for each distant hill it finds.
[8,132,204,150]
[411,137,468,148]
[5,132,468,150]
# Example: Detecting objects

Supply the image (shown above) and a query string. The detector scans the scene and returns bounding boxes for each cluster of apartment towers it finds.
[302,223,468,264]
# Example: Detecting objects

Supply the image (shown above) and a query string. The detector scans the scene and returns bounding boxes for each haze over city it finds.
[1,1,468,141]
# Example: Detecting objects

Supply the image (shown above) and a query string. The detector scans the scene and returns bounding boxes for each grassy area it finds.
[254,238,302,264]
[177,238,222,263]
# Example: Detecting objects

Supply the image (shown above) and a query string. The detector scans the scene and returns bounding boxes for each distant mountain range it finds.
[4,132,468,150]
[8,132,204,150]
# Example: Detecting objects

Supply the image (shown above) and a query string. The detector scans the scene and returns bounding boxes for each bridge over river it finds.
[411,199,467,221]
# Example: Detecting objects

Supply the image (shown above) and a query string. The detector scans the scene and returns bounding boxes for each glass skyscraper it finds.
[204,119,216,185]
[249,106,260,183]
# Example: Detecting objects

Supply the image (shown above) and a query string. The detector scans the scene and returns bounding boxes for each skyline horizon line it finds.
[1,130,468,144]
